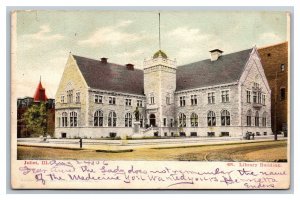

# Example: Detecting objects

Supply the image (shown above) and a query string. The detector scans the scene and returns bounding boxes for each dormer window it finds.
[125,98,132,106]
[94,95,103,103]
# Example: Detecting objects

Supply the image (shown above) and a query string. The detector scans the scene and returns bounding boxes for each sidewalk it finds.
[17,135,286,152]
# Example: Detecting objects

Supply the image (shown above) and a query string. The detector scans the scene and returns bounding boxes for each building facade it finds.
[17,80,55,137]
[258,42,288,135]
[55,47,272,139]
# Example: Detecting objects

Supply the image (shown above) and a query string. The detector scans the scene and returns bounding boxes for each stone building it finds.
[55,46,272,139]
[258,42,288,135]
[17,80,55,137]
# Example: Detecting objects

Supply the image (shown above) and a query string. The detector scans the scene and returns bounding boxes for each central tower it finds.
[143,50,177,134]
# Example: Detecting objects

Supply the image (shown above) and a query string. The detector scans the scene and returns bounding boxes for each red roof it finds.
[33,81,48,102]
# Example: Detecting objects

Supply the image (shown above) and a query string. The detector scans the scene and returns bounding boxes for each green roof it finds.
[153,50,168,59]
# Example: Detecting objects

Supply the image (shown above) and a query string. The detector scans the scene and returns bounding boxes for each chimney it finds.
[209,49,223,61]
[126,63,134,70]
[100,57,108,64]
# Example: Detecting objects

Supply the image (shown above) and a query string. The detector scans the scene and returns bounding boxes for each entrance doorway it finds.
[149,114,156,127]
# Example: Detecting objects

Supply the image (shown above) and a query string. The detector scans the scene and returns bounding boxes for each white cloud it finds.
[258,32,283,44]
[167,27,211,44]
[22,24,64,41]
[78,20,144,47]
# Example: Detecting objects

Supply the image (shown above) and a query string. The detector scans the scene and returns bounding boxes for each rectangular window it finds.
[163,118,167,126]
[125,98,132,106]
[258,92,262,104]
[247,116,251,126]
[190,132,197,137]
[75,92,80,103]
[61,95,65,103]
[180,96,186,107]
[109,97,116,105]
[221,90,229,102]
[166,96,170,105]
[170,119,174,127]
[150,96,155,104]
[137,100,143,107]
[262,94,266,105]
[208,92,215,104]
[280,88,286,100]
[94,95,103,103]
[191,95,197,105]
[221,132,230,137]
[247,91,251,103]
[207,132,215,137]
[67,90,73,103]
[253,91,257,103]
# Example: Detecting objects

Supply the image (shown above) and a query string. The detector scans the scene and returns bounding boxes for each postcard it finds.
[11,10,290,189]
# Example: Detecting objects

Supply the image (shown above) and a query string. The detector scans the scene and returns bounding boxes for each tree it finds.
[21,103,47,137]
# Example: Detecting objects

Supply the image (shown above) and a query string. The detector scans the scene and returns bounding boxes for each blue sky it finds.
[13,10,288,98]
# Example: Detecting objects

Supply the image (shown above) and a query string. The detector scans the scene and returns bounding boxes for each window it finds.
[109,132,117,138]
[166,96,170,105]
[75,92,80,103]
[258,92,262,104]
[280,88,286,100]
[253,91,257,103]
[281,64,285,72]
[207,111,216,126]
[62,112,68,127]
[94,95,103,103]
[150,95,155,104]
[61,95,65,103]
[253,82,260,89]
[137,100,143,107]
[58,117,61,127]
[70,112,77,127]
[221,132,230,137]
[247,91,251,103]
[207,132,215,137]
[262,94,266,105]
[67,90,73,103]
[208,92,215,104]
[247,110,252,126]
[125,99,132,106]
[139,114,143,128]
[221,110,230,126]
[94,110,103,127]
[221,90,229,103]
[255,111,259,127]
[125,113,132,127]
[190,113,198,127]
[191,132,197,137]
[262,112,267,127]
[191,95,197,105]
[179,113,186,127]
[108,111,117,127]
[170,119,174,127]
[163,118,167,126]
[109,97,116,105]
[180,96,186,107]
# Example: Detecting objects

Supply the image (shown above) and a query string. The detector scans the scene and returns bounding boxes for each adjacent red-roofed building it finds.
[17,79,55,138]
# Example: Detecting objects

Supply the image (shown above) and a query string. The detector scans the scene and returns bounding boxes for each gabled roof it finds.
[73,55,144,95]
[72,48,253,95]
[176,48,253,91]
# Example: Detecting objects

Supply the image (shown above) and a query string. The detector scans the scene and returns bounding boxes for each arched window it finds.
[207,111,216,126]
[94,110,103,127]
[139,114,143,128]
[221,110,230,126]
[247,110,252,126]
[125,113,132,127]
[70,112,77,127]
[179,113,186,127]
[262,112,267,127]
[190,113,198,127]
[108,111,117,127]
[62,112,68,127]
[255,111,259,127]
